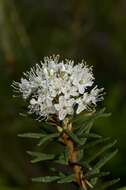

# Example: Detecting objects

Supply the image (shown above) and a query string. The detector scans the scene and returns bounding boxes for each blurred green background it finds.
[0,0,126,189]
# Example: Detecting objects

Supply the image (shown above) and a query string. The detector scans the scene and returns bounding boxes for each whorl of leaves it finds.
[19,108,119,190]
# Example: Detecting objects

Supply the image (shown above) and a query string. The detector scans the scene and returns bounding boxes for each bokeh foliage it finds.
[0,0,126,189]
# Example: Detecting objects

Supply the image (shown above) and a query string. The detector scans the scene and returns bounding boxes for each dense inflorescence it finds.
[12,55,104,120]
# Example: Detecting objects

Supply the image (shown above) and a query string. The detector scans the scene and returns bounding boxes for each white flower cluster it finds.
[12,55,104,120]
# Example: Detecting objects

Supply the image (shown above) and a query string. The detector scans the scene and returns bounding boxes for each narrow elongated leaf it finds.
[18,133,45,139]
[55,150,68,165]
[32,176,60,183]
[80,133,102,139]
[93,149,118,171]
[77,149,84,161]
[38,133,59,146]
[90,169,99,186]
[27,151,55,163]
[87,140,117,163]
[93,178,120,190]
[76,121,93,137]
[79,133,102,147]
[85,150,118,187]
[65,130,101,146]
[84,137,110,150]
[73,108,110,128]
[57,174,75,183]
[65,130,83,145]
[49,167,57,172]
[73,111,94,124]
[86,171,110,179]
[73,108,111,123]
[76,121,93,147]
[93,108,111,119]
[59,172,66,177]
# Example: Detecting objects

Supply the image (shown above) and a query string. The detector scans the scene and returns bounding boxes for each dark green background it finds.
[0,0,126,189]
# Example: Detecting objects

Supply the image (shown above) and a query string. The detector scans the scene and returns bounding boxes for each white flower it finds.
[54,96,74,120]
[60,81,78,99]
[12,79,32,99]
[29,95,55,118]
[76,94,89,114]
[76,87,104,114]
[71,64,94,94]
[12,55,104,120]
[89,86,104,105]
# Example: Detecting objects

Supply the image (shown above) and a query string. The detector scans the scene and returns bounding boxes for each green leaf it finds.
[72,108,110,147]
[117,188,126,190]
[49,167,58,172]
[86,171,110,179]
[73,108,110,128]
[84,137,111,150]
[27,151,55,163]
[76,120,93,137]
[89,172,110,187]
[59,172,66,177]
[76,121,93,147]
[32,176,61,183]
[91,108,111,120]
[93,178,120,190]
[73,110,95,125]
[86,140,117,163]
[55,150,68,165]
[73,109,111,142]
[93,149,118,171]
[57,174,75,183]
[77,149,84,161]
[79,133,102,147]
[37,133,59,146]
[18,133,45,139]
[65,130,83,145]
[84,143,118,187]
[65,130,101,147]
[80,132,102,140]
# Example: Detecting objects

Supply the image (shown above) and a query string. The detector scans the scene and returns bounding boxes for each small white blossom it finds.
[12,55,104,120]
[54,96,74,120]
[89,86,104,105]
[71,64,94,94]
[76,93,89,114]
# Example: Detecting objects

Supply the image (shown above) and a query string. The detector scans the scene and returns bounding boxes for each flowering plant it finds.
[12,55,119,190]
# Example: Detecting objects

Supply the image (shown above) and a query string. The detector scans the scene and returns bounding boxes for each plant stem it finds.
[59,118,89,189]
